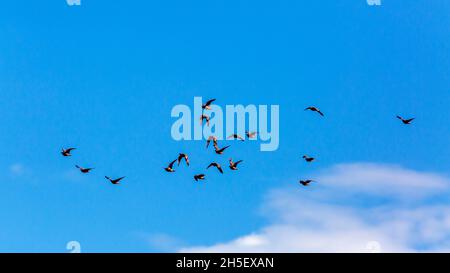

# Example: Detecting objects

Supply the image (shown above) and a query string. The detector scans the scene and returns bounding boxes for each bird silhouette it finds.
[214,144,230,155]
[194,174,206,182]
[299,180,315,186]
[229,158,243,170]
[245,131,258,139]
[397,116,415,125]
[207,162,223,174]
[202,99,216,110]
[206,136,218,149]
[75,165,94,173]
[305,106,324,116]
[200,114,210,126]
[164,159,177,172]
[227,134,244,141]
[61,148,76,157]
[177,153,190,166]
[302,155,315,162]
[105,176,125,185]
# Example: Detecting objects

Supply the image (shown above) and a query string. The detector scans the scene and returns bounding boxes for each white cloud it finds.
[180,163,450,253]
[143,233,185,252]
[9,163,26,176]
[317,163,449,199]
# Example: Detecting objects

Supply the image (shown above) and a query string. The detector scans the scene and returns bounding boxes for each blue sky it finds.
[0,0,449,252]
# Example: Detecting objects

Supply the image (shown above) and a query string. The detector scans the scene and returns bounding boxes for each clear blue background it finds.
[0,0,449,252]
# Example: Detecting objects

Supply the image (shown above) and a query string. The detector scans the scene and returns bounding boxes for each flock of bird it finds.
[60,148,125,185]
[61,99,414,187]
[298,107,414,186]
[164,99,247,182]
[165,100,415,187]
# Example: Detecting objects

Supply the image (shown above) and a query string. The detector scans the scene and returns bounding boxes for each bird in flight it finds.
[206,135,218,149]
[75,165,94,173]
[299,179,315,186]
[302,155,315,163]
[229,158,243,170]
[207,162,223,174]
[202,99,216,110]
[194,174,206,182]
[200,114,210,126]
[61,148,76,157]
[214,144,230,155]
[164,159,177,172]
[245,131,257,139]
[305,106,324,116]
[105,176,125,185]
[227,134,244,141]
[397,116,415,125]
[177,153,190,166]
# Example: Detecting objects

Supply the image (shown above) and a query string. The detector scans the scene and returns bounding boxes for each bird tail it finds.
[105,176,110,180]
[75,165,80,169]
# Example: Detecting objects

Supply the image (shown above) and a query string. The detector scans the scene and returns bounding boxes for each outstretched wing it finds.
[205,99,216,107]
[168,159,177,168]
[177,154,183,165]
[234,160,243,166]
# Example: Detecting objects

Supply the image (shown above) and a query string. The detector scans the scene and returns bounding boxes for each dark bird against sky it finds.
[305,106,324,116]
[228,134,244,141]
[214,145,230,155]
[75,165,94,173]
[206,135,218,149]
[202,99,216,110]
[200,114,210,126]
[245,131,257,139]
[177,153,190,166]
[105,176,125,185]
[302,155,315,163]
[207,162,223,174]
[164,159,177,172]
[194,174,206,182]
[61,148,76,157]
[299,179,315,186]
[229,158,243,170]
[397,116,415,125]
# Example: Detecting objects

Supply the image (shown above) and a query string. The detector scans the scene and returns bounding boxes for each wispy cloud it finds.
[9,163,26,176]
[317,163,449,199]
[180,163,450,253]
[136,232,185,252]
